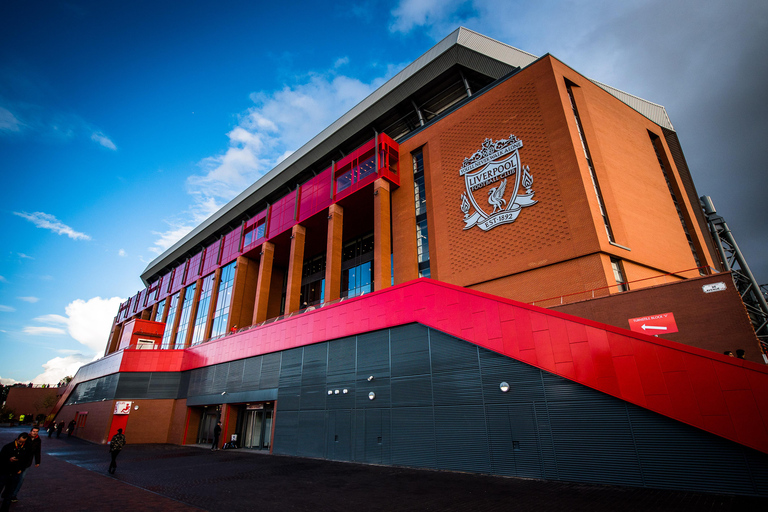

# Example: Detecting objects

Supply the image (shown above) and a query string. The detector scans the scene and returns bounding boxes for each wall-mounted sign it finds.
[114,401,132,415]
[628,312,678,335]
[246,404,263,410]
[459,135,538,231]
[702,282,727,293]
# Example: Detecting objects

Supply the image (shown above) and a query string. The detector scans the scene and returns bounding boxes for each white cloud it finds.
[149,65,393,258]
[0,305,15,312]
[31,354,95,386]
[18,253,33,259]
[0,106,22,132]
[18,296,39,303]
[334,57,350,68]
[23,326,66,336]
[390,0,470,35]
[91,131,117,150]
[0,376,20,385]
[34,314,68,325]
[13,211,91,240]
[0,275,7,283]
[118,248,126,257]
[64,296,124,353]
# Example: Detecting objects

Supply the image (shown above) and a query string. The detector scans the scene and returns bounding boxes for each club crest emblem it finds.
[459,135,537,231]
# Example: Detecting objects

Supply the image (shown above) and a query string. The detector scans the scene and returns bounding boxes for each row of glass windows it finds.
[211,261,236,338]
[413,150,431,278]
[191,273,215,345]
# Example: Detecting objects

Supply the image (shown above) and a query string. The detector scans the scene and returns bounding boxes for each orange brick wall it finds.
[396,55,716,302]
[58,400,113,444]
[4,387,60,419]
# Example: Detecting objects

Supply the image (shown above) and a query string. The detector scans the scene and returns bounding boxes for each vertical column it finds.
[373,178,392,291]
[204,267,222,341]
[150,303,159,322]
[183,278,204,348]
[324,204,343,303]
[285,224,306,314]
[228,256,258,332]
[169,287,185,347]
[253,242,275,323]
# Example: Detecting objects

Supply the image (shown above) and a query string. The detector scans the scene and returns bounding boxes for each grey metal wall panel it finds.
[328,337,356,376]
[391,375,433,407]
[260,352,281,389]
[297,410,326,458]
[242,356,261,389]
[326,409,353,461]
[355,376,389,409]
[226,359,244,392]
[212,364,228,394]
[300,384,327,410]
[356,330,390,376]
[391,324,430,377]
[146,373,181,399]
[391,406,436,468]
[435,405,491,473]
[115,373,149,398]
[272,410,298,455]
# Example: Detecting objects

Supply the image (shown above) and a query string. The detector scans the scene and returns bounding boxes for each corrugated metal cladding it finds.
[64,372,181,404]
[267,324,768,496]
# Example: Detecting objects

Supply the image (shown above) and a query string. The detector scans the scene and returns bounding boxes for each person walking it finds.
[55,421,64,438]
[9,426,41,503]
[0,433,28,512]
[47,423,54,438]
[67,419,76,438]
[211,421,222,450]
[108,429,126,475]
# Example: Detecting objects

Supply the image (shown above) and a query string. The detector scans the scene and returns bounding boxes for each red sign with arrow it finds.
[628,312,678,335]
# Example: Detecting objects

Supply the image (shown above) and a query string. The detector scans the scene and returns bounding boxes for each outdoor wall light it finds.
[368,392,376,400]
[334,389,340,394]
[328,390,333,395]
[221,391,227,395]
[367,376,374,382]
[499,382,510,393]
[134,405,139,410]
[342,389,349,394]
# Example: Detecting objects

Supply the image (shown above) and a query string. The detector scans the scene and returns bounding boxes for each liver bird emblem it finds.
[487,179,507,213]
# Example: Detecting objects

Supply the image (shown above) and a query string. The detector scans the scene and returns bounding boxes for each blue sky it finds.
[2,1,767,384]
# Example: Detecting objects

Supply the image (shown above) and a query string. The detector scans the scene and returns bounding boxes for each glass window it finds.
[342,261,372,298]
[357,150,376,181]
[173,283,196,349]
[335,162,354,193]
[243,227,255,247]
[160,293,180,349]
[300,253,326,308]
[255,221,266,240]
[412,149,430,276]
[191,273,215,345]
[211,261,236,338]
[417,218,430,263]
[154,299,166,322]
[611,258,629,292]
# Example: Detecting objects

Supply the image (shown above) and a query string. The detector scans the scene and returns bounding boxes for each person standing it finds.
[211,421,222,450]
[0,433,28,512]
[67,419,76,438]
[55,421,64,438]
[108,429,126,475]
[9,426,41,503]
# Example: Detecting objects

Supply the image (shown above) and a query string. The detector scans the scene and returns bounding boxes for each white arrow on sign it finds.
[641,324,667,331]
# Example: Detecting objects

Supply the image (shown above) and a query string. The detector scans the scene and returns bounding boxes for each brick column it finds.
[253,242,275,323]
[324,204,343,303]
[285,224,306,314]
[373,178,392,291]
[150,303,159,322]
[183,278,204,348]
[228,256,258,332]
[204,267,222,341]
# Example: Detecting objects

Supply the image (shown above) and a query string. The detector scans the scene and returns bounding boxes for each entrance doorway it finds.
[198,409,219,445]
[241,403,273,450]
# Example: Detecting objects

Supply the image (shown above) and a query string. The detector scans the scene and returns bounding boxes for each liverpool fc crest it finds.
[459,135,537,231]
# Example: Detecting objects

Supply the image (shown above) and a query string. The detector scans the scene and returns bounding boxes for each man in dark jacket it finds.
[108,429,126,475]
[211,421,222,450]
[0,433,28,512]
[10,426,41,502]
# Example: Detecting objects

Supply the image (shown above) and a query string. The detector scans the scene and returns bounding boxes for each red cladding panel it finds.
[201,240,222,276]
[268,193,297,238]
[186,251,203,285]
[220,226,243,265]
[158,271,174,300]
[170,262,187,294]
[298,171,333,222]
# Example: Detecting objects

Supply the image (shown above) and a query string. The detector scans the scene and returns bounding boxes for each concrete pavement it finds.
[1,427,765,512]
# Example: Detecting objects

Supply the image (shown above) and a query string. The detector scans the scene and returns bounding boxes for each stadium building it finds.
[50,29,768,495]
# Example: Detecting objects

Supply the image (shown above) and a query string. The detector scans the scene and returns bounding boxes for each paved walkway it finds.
[1,427,765,511]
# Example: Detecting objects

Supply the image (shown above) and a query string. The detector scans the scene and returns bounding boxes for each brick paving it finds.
[1,427,765,512]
